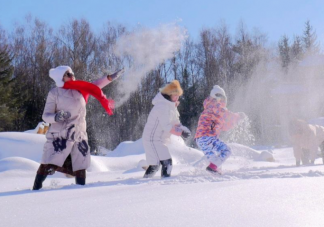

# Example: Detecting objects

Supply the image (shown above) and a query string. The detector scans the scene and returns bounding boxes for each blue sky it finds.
[1,0,323,46]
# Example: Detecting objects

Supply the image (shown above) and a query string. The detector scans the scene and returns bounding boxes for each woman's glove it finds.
[107,68,125,81]
[55,110,71,123]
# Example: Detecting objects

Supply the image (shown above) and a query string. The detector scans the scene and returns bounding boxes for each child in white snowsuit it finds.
[142,80,190,178]
[195,85,245,174]
[289,119,324,166]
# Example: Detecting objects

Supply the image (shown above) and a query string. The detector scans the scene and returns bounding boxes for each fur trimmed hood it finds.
[160,80,183,96]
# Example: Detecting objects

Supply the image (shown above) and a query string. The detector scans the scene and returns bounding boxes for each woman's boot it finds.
[75,169,86,185]
[75,177,85,185]
[32,174,47,190]
[32,164,57,190]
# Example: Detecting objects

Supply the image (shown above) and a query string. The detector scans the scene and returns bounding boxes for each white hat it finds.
[210,85,227,102]
[49,66,73,87]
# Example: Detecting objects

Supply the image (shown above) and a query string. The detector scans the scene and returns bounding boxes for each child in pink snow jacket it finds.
[195,85,245,174]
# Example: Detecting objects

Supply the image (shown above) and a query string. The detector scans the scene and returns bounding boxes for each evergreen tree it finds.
[290,35,303,62]
[0,48,17,131]
[278,35,290,73]
[302,20,319,54]
[232,22,265,84]
[178,68,205,146]
[179,68,191,127]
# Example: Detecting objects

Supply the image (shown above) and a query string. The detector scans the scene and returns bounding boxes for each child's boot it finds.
[143,165,160,178]
[206,163,221,175]
[160,159,172,178]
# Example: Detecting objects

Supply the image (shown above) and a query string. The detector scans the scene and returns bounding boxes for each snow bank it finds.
[105,135,204,168]
[0,131,273,174]
[106,138,145,157]
[95,136,203,172]
[0,157,39,172]
[229,143,274,162]
[89,154,146,172]
[0,132,45,161]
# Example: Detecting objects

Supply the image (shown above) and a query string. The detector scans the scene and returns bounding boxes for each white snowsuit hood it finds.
[152,92,176,108]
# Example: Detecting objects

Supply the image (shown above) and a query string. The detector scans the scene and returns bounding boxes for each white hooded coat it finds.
[42,75,111,171]
[142,92,181,165]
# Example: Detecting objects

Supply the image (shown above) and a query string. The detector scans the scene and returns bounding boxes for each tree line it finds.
[0,16,321,151]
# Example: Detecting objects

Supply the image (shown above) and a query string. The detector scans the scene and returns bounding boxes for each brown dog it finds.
[289,119,324,166]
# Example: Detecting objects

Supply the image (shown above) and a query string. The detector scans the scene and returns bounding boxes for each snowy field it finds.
[1,131,324,227]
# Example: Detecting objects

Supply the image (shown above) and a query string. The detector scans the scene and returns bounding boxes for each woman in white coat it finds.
[32,66,124,190]
[142,80,190,178]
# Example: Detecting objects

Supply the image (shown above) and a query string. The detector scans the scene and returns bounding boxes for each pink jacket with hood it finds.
[195,96,240,139]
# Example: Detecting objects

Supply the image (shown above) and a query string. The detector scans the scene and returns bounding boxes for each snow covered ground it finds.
[1,131,324,227]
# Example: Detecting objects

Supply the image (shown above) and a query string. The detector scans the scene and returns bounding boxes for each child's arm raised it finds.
[222,110,242,131]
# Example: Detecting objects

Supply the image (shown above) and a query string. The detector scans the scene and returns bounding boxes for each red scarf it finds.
[63,80,114,115]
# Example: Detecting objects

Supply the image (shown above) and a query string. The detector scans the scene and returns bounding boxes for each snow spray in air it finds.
[229,49,324,145]
[113,23,187,107]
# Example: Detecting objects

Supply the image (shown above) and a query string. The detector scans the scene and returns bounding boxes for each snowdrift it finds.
[229,143,274,161]
[0,157,39,172]
[0,131,274,173]
[0,132,46,161]
[106,136,204,164]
